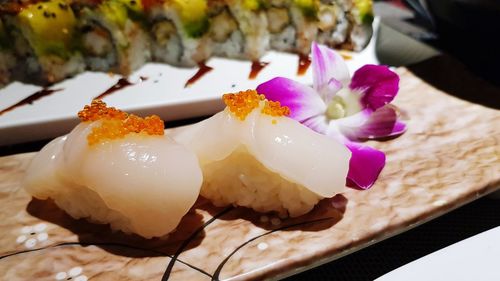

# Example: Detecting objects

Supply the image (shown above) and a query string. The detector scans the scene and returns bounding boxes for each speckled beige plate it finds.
[0,68,499,281]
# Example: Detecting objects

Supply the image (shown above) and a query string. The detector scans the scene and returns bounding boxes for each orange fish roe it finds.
[262,100,290,117]
[78,100,164,145]
[222,90,291,120]
[222,90,264,120]
[78,100,127,122]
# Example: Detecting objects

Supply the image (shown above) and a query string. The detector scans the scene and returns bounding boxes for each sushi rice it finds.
[202,146,324,217]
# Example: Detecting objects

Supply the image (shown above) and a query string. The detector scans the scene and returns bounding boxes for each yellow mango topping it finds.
[78,100,164,145]
[17,0,77,56]
[172,0,208,37]
[222,90,290,121]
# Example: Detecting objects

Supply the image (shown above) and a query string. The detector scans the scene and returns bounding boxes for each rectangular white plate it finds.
[375,226,500,281]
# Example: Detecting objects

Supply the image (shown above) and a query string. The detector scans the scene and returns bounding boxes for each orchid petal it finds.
[345,142,386,189]
[257,77,326,122]
[321,77,343,103]
[336,106,407,141]
[312,42,350,101]
[350,65,399,111]
[302,115,329,135]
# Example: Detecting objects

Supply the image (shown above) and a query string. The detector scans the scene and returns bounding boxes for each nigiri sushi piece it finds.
[23,100,202,238]
[172,90,351,217]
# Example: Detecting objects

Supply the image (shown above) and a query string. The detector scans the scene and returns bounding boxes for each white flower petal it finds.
[69,267,83,277]
[37,233,48,242]
[21,226,32,234]
[24,238,37,248]
[75,275,88,281]
[257,242,269,250]
[55,272,67,280]
[16,235,27,244]
[312,42,350,93]
[34,223,47,232]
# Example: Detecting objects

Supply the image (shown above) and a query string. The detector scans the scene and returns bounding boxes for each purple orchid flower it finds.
[257,42,406,189]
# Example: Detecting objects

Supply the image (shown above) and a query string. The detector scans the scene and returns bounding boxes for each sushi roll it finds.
[316,0,374,52]
[172,90,351,217]
[0,0,85,84]
[147,0,212,66]
[0,0,373,85]
[72,0,151,74]
[209,0,269,60]
[268,0,373,55]
[23,100,203,238]
[266,0,318,54]
[147,0,270,66]
[0,18,16,86]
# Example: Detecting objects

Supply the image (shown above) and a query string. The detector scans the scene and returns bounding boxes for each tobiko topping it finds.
[78,100,164,145]
[222,90,290,121]
[262,100,290,117]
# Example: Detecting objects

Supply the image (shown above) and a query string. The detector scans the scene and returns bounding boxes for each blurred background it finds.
[375,0,500,87]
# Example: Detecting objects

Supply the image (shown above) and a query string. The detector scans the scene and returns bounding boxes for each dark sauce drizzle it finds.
[248,61,270,80]
[297,54,312,76]
[185,63,214,88]
[93,76,145,100]
[0,88,63,116]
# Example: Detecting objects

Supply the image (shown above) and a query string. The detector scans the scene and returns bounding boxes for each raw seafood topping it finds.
[262,99,290,117]
[222,90,290,121]
[222,90,262,120]
[78,99,127,122]
[78,100,164,145]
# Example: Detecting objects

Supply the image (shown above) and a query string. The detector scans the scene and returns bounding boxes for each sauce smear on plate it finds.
[297,54,312,76]
[94,76,148,100]
[249,61,270,80]
[0,88,63,116]
[185,63,213,88]
[95,78,133,100]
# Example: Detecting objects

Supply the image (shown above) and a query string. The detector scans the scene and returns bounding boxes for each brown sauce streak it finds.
[248,61,270,80]
[185,63,213,88]
[297,54,312,76]
[0,88,63,116]
[94,78,135,100]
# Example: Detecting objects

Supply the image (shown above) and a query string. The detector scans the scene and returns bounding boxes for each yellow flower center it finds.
[326,96,347,120]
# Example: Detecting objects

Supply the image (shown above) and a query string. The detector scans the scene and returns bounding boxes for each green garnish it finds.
[293,0,318,20]
[354,0,374,24]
